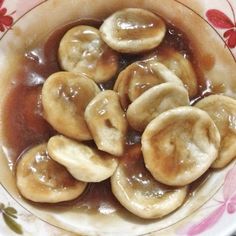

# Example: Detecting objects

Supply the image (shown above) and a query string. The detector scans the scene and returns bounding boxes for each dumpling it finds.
[142,106,220,186]
[42,71,100,141]
[58,25,119,83]
[16,143,87,203]
[48,135,119,182]
[114,60,183,109]
[85,90,127,156]
[100,8,166,53]
[111,144,188,219]
[148,47,198,97]
[195,94,236,168]
[127,83,189,132]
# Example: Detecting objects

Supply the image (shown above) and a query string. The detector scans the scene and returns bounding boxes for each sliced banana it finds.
[100,8,166,53]
[127,83,190,132]
[47,135,119,182]
[114,60,183,109]
[58,25,119,83]
[85,90,127,156]
[111,144,188,219]
[42,72,100,141]
[195,95,236,168]
[142,106,220,186]
[148,47,198,97]
[16,143,86,203]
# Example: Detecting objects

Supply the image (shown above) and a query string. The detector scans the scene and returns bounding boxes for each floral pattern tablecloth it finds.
[0,0,236,235]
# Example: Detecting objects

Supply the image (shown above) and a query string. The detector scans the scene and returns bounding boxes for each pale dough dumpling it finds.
[100,8,166,53]
[114,60,183,109]
[42,72,100,141]
[111,145,188,219]
[85,90,127,156]
[148,47,198,97]
[127,83,189,132]
[142,106,220,186]
[58,25,119,83]
[195,95,236,168]
[16,143,87,203]
[47,135,119,182]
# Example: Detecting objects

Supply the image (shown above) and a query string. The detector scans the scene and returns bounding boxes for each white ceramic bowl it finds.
[0,0,236,235]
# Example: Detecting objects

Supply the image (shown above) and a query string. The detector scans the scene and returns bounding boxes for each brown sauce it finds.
[114,11,165,40]
[2,85,56,161]
[122,145,178,198]
[61,180,121,213]
[2,17,210,214]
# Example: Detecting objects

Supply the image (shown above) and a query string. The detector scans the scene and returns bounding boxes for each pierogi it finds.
[42,71,100,141]
[142,107,220,186]
[146,47,198,97]
[85,90,127,156]
[111,144,188,219]
[100,8,166,53]
[48,135,118,182]
[127,83,190,131]
[59,25,119,83]
[16,143,87,203]
[195,95,236,168]
[114,60,183,109]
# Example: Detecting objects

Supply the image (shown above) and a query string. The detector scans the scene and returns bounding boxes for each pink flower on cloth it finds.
[178,165,236,235]
[15,0,45,18]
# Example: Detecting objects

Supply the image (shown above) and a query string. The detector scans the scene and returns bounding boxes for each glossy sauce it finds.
[62,180,121,214]
[2,18,210,214]
[115,11,165,40]
[3,85,56,162]
[24,144,80,189]
[122,145,177,198]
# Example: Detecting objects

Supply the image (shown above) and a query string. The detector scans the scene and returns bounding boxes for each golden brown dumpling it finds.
[16,143,87,203]
[111,145,188,219]
[100,8,166,53]
[195,94,236,168]
[58,25,119,83]
[42,71,100,141]
[142,106,220,186]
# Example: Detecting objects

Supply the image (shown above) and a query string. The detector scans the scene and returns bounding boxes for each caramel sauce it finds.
[64,180,121,213]
[2,17,210,214]
[122,145,177,198]
[2,85,55,161]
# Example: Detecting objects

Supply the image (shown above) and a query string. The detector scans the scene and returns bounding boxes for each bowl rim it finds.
[0,0,235,235]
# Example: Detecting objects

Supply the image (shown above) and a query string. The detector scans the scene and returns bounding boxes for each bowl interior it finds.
[0,0,236,235]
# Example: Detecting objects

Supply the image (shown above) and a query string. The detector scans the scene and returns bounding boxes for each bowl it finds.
[0,0,236,235]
